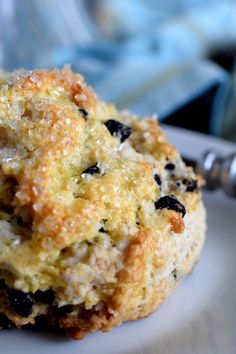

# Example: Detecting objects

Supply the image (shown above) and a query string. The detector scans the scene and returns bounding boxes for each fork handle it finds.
[199,151,236,198]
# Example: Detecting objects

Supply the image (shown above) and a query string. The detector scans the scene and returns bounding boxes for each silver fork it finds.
[183,151,236,198]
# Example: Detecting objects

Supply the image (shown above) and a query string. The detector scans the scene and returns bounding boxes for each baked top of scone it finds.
[0,67,205,338]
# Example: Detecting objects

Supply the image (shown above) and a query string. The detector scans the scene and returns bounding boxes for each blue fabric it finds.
[45,1,236,135]
[1,0,236,136]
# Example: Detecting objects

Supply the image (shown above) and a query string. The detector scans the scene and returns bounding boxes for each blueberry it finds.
[78,108,88,120]
[99,219,108,233]
[35,290,55,304]
[104,119,132,143]
[165,163,175,171]
[9,289,35,318]
[14,216,24,226]
[34,315,50,329]
[0,313,13,329]
[56,305,73,316]
[0,279,5,288]
[172,269,177,280]
[155,195,186,217]
[82,163,100,175]
[182,179,198,192]
[154,174,162,186]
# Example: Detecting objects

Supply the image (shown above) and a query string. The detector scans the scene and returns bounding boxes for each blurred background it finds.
[0,0,236,142]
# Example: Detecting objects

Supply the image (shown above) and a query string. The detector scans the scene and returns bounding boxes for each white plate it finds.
[1,126,236,354]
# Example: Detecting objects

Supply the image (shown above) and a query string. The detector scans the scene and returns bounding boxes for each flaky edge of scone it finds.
[0,201,205,338]
[63,201,206,339]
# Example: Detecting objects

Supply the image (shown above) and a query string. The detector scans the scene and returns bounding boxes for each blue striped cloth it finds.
[1,0,236,137]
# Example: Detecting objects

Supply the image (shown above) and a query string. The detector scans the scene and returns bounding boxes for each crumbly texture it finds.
[0,67,206,339]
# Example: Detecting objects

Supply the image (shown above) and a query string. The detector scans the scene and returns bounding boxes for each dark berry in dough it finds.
[82,163,100,175]
[0,314,13,329]
[105,119,132,143]
[154,174,162,186]
[155,195,186,217]
[9,289,35,318]
[165,163,175,171]
[183,179,198,192]
[78,108,88,120]
[35,290,55,304]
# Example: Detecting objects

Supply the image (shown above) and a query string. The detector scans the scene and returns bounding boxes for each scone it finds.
[0,67,206,339]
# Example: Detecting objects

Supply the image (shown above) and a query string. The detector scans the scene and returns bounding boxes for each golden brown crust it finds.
[8,67,96,110]
[130,118,177,159]
[168,211,185,234]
